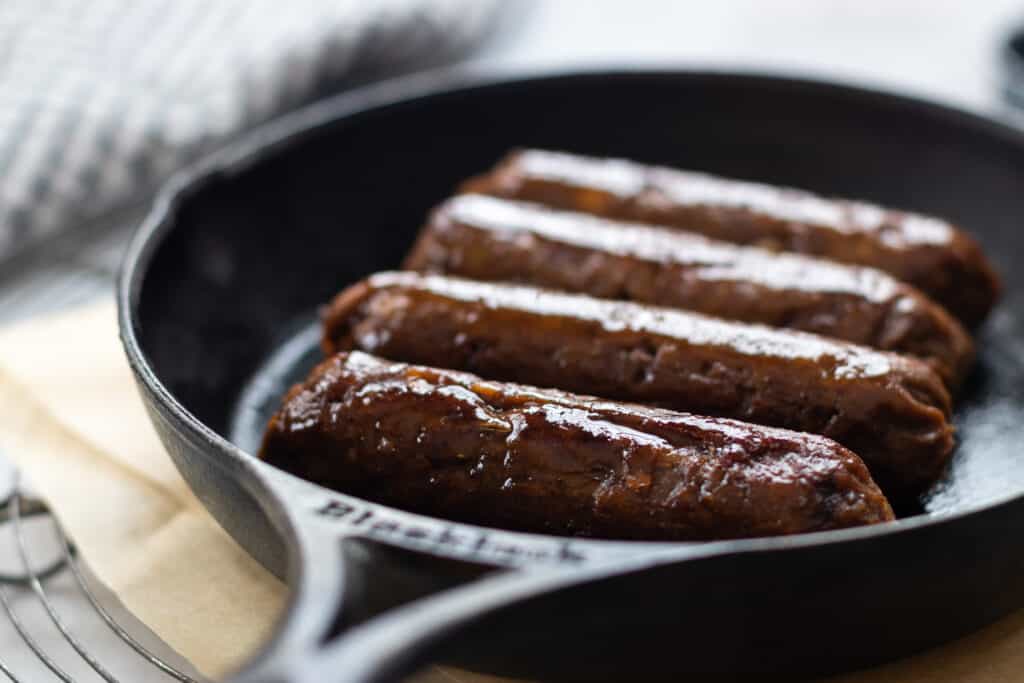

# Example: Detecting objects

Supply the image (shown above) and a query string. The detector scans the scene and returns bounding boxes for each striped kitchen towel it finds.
[0,0,503,261]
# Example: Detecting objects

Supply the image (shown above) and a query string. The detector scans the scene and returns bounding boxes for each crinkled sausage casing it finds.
[260,351,894,540]
[405,194,973,389]
[462,149,1001,328]
[323,272,954,496]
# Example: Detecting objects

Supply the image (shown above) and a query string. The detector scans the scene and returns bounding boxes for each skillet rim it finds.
[117,64,1024,557]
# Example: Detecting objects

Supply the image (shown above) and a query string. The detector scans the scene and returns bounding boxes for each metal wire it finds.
[0,480,203,682]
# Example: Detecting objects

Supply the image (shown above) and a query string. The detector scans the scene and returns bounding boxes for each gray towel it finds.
[0,0,502,261]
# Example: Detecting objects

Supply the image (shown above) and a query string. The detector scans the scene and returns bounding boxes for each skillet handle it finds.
[231,563,592,683]
[226,466,632,683]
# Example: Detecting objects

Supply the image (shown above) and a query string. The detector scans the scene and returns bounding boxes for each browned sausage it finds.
[462,149,1001,328]
[322,272,954,496]
[260,351,894,540]
[405,194,974,389]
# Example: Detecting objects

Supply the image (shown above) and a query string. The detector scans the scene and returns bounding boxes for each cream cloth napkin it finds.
[1,300,1023,682]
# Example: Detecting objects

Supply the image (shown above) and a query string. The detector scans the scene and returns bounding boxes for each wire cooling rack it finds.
[0,459,208,683]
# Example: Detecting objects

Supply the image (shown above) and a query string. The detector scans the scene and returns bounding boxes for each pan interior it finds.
[135,72,1024,529]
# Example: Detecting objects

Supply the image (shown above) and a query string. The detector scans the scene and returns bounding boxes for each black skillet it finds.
[118,68,1024,682]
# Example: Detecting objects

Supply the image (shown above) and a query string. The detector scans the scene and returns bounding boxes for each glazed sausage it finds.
[260,351,894,540]
[405,194,974,389]
[323,272,954,495]
[462,149,1001,327]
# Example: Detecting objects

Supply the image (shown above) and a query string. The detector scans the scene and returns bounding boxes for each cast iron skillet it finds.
[118,69,1024,682]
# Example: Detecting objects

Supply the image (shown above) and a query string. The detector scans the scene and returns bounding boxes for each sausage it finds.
[322,272,954,496]
[461,149,1001,328]
[260,351,895,540]
[405,194,974,389]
